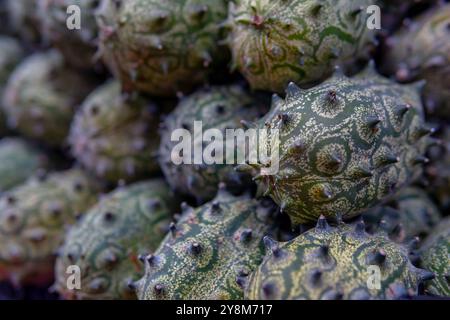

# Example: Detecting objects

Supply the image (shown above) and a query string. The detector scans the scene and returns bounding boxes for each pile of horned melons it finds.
[0,0,448,300]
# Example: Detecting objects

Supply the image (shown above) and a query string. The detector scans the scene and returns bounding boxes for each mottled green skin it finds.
[159,85,265,202]
[54,179,177,300]
[246,221,429,300]
[2,50,97,146]
[69,80,161,184]
[97,0,229,96]
[135,191,276,300]
[420,218,450,297]
[0,36,24,135]
[39,0,100,69]
[363,187,442,241]
[6,0,42,45]
[0,138,49,192]
[228,0,376,93]
[0,169,100,286]
[255,67,430,225]
[381,4,450,119]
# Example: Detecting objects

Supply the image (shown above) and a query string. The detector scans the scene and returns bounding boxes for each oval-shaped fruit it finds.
[69,80,161,184]
[135,188,277,300]
[227,0,376,93]
[252,65,431,224]
[2,50,97,146]
[54,179,178,299]
[246,217,434,300]
[96,0,229,96]
[0,169,100,287]
[159,85,266,203]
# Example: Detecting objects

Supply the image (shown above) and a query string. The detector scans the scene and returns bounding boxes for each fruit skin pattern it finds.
[54,179,177,300]
[69,80,162,184]
[38,0,101,70]
[227,0,377,93]
[135,188,276,300]
[0,138,49,192]
[96,0,229,96]
[253,65,431,225]
[2,50,97,146]
[0,169,100,287]
[246,218,433,300]
[420,217,450,297]
[363,187,441,241]
[159,85,265,203]
[381,4,450,119]
[0,36,24,135]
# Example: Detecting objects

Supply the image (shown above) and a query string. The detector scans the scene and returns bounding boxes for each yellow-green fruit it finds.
[2,50,97,146]
[38,0,101,69]
[135,189,276,300]
[228,0,377,93]
[0,138,49,192]
[69,80,161,184]
[0,169,100,287]
[420,218,450,297]
[251,65,430,225]
[246,218,434,300]
[54,179,178,300]
[96,0,229,96]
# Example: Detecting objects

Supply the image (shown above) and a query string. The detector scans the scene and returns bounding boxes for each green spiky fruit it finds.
[227,0,376,93]
[251,65,430,225]
[38,0,101,69]
[159,85,265,203]
[420,218,450,297]
[0,138,49,192]
[96,0,229,96]
[0,36,24,135]
[2,50,97,146]
[54,179,177,300]
[246,217,433,300]
[0,169,100,287]
[381,4,450,119]
[6,0,42,45]
[135,188,276,300]
[69,80,161,184]
[363,187,441,241]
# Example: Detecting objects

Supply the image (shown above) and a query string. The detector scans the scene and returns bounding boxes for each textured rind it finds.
[0,169,100,286]
[420,218,450,297]
[5,0,42,45]
[135,190,276,300]
[54,179,177,300]
[38,0,100,69]
[246,221,429,300]
[228,0,376,93]
[1,50,97,146]
[0,138,49,192]
[0,36,24,135]
[255,67,430,224]
[381,4,450,119]
[363,187,442,241]
[69,80,161,184]
[159,85,265,202]
[96,0,229,96]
